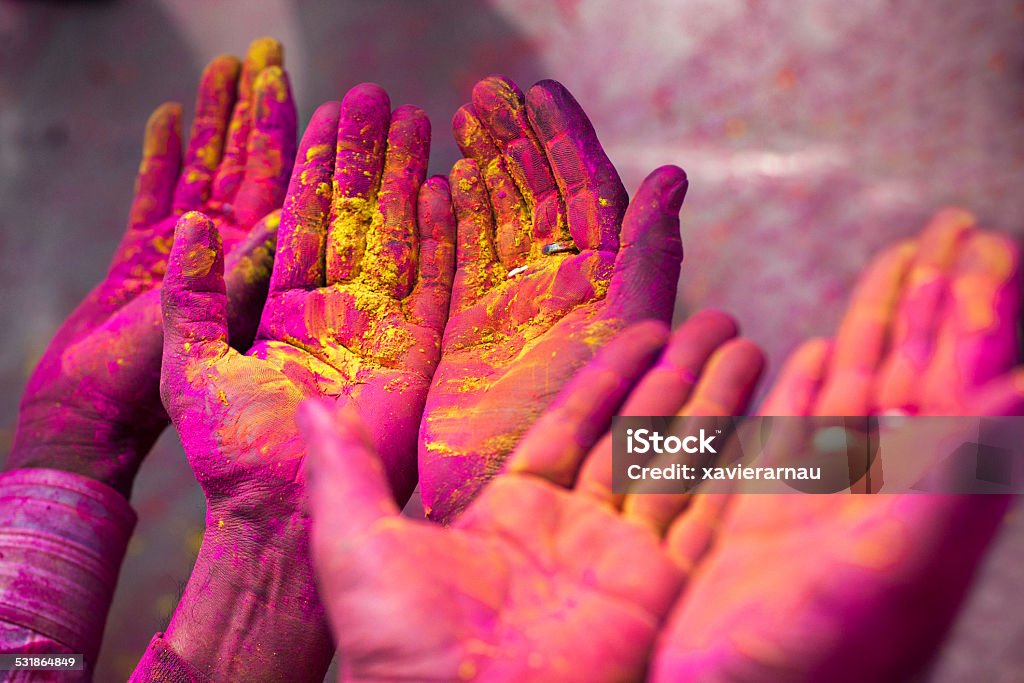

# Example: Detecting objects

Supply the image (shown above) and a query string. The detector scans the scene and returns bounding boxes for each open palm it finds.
[420,76,689,522]
[651,210,1022,683]
[160,84,454,509]
[10,39,295,495]
[307,317,764,682]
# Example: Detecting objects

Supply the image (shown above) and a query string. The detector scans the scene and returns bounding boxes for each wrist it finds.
[10,404,165,498]
[166,505,332,682]
[7,430,149,499]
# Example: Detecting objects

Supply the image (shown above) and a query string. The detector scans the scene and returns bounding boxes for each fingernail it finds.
[177,212,219,277]
[662,174,689,214]
[525,83,562,138]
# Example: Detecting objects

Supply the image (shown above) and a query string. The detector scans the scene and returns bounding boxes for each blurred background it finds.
[0,0,1022,679]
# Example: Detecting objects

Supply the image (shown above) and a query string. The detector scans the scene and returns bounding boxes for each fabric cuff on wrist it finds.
[0,468,136,668]
[128,633,212,683]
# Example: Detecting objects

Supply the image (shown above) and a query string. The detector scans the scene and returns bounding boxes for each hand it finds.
[421,75,689,522]
[305,317,763,682]
[9,38,296,496]
[158,84,455,681]
[651,209,1022,682]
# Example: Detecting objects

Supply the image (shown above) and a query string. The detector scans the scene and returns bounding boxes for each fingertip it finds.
[645,165,689,214]
[245,36,284,70]
[619,319,672,352]
[450,157,481,187]
[786,337,832,377]
[391,103,428,122]
[451,103,490,156]
[420,175,453,216]
[423,174,451,195]
[471,75,527,137]
[389,104,431,145]
[527,79,571,105]
[800,336,833,357]
[962,230,1020,275]
[472,74,525,109]
[723,337,768,373]
[525,79,580,139]
[203,54,242,80]
[172,211,221,279]
[147,102,183,130]
[451,102,476,131]
[309,100,342,130]
[677,309,740,341]
[295,101,340,165]
[143,103,183,154]
[891,239,919,261]
[343,82,391,112]
[928,206,978,233]
[175,209,215,236]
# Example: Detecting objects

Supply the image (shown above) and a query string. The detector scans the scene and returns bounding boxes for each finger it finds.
[471,75,566,244]
[664,493,735,573]
[173,55,241,212]
[128,102,182,231]
[233,65,299,229]
[758,338,832,416]
[816,240,916,415]
[450,158,500,311]
[408,176,456,332]
[526,79,627,251]
[224,210,279,351]
[675,338,765,417]
[268,101,341,293]
[575,310,740,502]
[972,368,1024,416]
[212,37,284,204]
[607,165,687,323]
[622,339,765,534]
[874,209,975,412]
[160,212,231,390]
[452,103,530,268]
[300,400,402,574]
[364,105,430,298]
[503,320,670,487]
[923,230,1022,405]
[327,83,391,284]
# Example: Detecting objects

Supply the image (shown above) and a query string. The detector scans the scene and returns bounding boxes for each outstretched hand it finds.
[10,38,296,496]
[421,75,689,522]
[157,84,454,681]
[651,209,1022,682]
[306,316,763,682]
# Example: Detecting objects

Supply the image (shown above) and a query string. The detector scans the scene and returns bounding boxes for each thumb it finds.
[607,165,687,324]
[160,212,230,408]
[299,400,402,556]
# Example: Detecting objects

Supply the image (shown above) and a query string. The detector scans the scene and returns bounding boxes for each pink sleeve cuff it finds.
[0,468,136,668]
[128,633,211,683]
